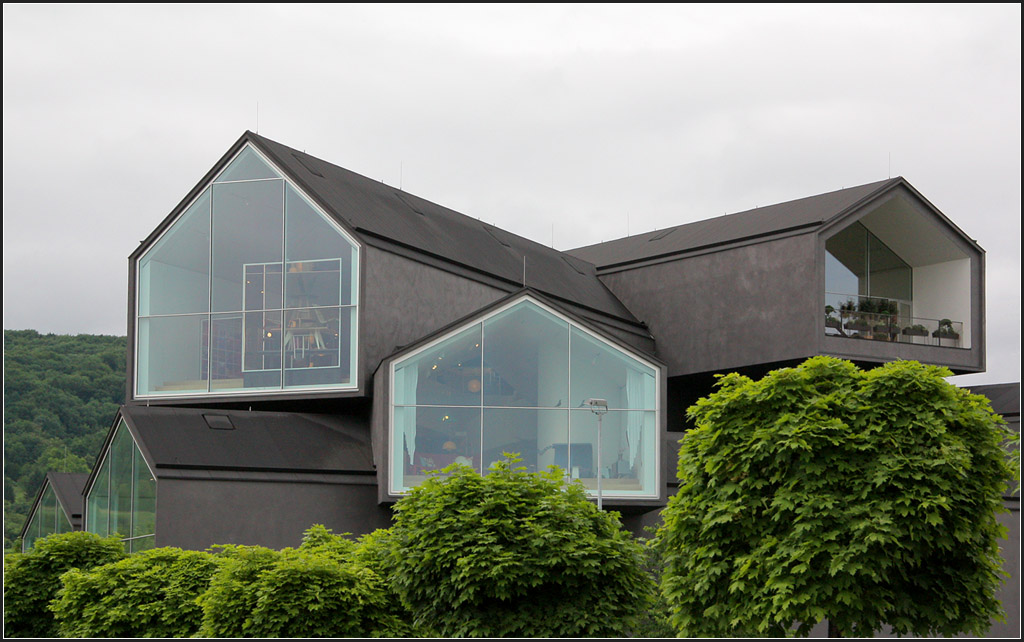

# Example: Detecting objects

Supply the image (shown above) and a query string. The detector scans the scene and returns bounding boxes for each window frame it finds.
[387,295,662,500]
[83,420,157,551]
[133,143,362,400]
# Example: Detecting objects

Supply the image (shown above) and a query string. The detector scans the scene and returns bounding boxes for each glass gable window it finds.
[85,420,156,552]
[136,144,360,397]
[21,481,73,552]
[391,298,660,499]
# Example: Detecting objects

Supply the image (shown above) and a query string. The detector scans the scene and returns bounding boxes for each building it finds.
[19,133,1016,632]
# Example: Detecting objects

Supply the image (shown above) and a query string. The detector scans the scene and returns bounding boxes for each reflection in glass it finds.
[87,455,111,536]
[110,427,134,538]
[85,421,156,547]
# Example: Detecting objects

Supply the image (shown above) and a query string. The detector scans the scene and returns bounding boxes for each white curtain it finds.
[399,366,419,466]
[625,369,645,466]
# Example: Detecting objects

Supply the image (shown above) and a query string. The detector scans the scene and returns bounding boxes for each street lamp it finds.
[584,398,609,510]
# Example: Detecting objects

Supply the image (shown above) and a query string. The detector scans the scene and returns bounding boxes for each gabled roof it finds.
[19,472,88,541]
[48,472,88,523]
[568,177,979,270]
[243,133,642,328]
[119,406,374,476]
[377,286,664,371]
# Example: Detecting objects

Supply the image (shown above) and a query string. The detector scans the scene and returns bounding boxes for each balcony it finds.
[825,295,963,349]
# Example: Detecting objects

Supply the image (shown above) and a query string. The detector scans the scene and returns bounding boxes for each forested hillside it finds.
[4,330,127,549]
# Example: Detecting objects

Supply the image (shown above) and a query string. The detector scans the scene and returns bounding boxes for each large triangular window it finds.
[390,297,660,499]
[85,420,156,553]
[135,144,360,397]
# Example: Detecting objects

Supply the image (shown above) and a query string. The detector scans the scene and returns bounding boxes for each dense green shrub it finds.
[50,547,220,637]
[197,526,408,637]
[657,357,1013,637]
[3,531,125,637]
[378,456,655,637]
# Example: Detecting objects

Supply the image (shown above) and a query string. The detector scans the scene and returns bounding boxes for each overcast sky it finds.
[3,4,1020,386]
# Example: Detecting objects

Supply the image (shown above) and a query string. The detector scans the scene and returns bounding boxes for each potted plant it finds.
[902,324,929,337]
[932,318,959,341]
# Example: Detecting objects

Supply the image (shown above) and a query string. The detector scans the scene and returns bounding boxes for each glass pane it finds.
[215,146,279,182]
[137,314,208,395]
[244,310,282,380]
[393,325,482,406]
[283,306,354,388]
[285,184,355,307]
[570,327,656,411]
[138,190,211,316]
[393,406,481,491]
[244,262,283,311]
[286,259,341,308]
[482,302,568,408]
[482,408,568,475]
[825,222,868,299]
[211,180,284,312]
[130,536,156,553]
[570,409,655,496]
[209,314,244,391]
[868,233,912,302]
[87,454,111,536]
[110,424,134,539]
[24,508,42,551]
[56,505,72,534]
[40,485,57,539]
[132,445,156,539]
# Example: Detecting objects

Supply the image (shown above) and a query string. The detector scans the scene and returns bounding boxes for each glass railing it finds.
[824,295,963,348]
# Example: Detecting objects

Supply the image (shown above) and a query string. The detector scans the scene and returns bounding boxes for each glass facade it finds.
[825,221,912,317]
[85,420,156,552]
[21,481,73,552]
[136,145,360,397]
[391,299,659,498]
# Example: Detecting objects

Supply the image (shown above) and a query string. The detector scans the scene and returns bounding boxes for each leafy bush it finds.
[378,455,655,637]
[657,356,1013,637]
[3,531,125,638]
[197,526,408,637]
[51,547,220,637]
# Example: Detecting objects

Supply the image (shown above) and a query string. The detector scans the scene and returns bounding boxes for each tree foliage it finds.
[51,547,220,638]
[4,330,127,549]
[3,531,126,638]
[656,357,1013,637]
[196,525,410,637]
[376,455,655,637]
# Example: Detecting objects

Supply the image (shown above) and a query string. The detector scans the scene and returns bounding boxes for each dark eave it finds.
[568,178,912,270]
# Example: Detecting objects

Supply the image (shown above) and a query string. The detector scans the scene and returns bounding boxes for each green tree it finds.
[3,531,126,638]
[196,526,408,637]
[51,547,220,638]
[656,357,1013,637]
[377,455,655,637]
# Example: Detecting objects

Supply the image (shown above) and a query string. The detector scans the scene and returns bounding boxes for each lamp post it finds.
[584,398,609,510]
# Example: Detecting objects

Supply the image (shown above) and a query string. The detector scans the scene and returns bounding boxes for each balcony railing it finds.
[825,295,963,348]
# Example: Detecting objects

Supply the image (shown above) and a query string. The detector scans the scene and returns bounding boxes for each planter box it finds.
[902,328,929,337]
